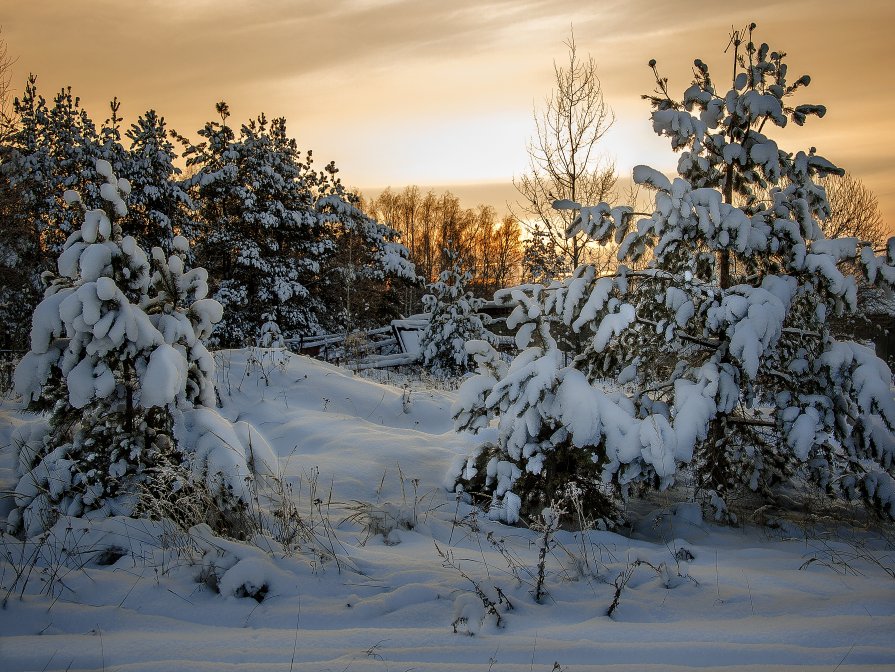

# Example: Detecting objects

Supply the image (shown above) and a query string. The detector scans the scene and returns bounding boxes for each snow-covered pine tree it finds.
[185,104,416,343]
[251,313,290,376]
[11,159,173,534]
[184,106,334,345]
[1,76,57,348]
[522,221,567,283]
[8,159,267,538]
[451,25,895,525]
[122,109,195,254]
[419,248,488,380]
[257,314,286,349]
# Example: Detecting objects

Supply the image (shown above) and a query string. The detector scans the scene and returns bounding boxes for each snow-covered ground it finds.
[1,350,894,671]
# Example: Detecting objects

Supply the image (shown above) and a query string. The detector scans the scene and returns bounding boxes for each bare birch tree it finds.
[515,30,617,277]
[820,172,886,247]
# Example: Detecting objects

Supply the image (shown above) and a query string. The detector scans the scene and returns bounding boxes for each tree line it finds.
[1,34,885,355]
[361,186,523,313]
[0,77,418,350]
[0,76,540,354]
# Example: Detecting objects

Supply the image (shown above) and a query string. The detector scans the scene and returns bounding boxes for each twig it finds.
[832,643,856,672]
[289,595,301,672]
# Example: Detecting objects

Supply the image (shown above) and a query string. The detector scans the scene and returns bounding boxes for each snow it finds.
[141,343,188,408]
[554,369,600,446]
[707,286,787,380]
[65,357,98,408]
[787,407,821,461]
[551,198,580,210]
[672,373,717,463]
[1,351,894,670]
[571,276,615,331]
[592,302,635,352]
[633,164,672,191]
[639,414,677,478]
[95,158,113,178]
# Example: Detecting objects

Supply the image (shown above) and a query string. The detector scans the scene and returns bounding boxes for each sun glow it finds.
[1,0,892,225]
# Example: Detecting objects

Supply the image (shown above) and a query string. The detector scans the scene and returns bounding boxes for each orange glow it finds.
[2,1,893,229]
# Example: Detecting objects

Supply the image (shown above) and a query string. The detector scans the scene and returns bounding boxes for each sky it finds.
[2,0,894,231]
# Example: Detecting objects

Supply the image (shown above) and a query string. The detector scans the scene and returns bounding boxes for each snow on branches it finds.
[9,160,265,537]
[182,111,415,344]
[419,249,489,380]
[450,25,895,525]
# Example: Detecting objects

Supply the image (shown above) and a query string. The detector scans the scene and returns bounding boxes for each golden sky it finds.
[3,0,893,231]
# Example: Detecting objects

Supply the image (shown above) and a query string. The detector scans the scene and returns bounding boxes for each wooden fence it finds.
[284,323,415,369]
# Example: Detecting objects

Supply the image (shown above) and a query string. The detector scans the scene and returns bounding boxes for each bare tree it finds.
[820,172,886,248]
[492,214,523,290]
[363,187,524,306]
[820,173,892,322]
[515,29,617,276]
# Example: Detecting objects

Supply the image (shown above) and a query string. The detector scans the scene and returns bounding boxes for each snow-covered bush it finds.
[419,249,489,380]
[451,25,895,525]
[8,160,264,538]
[257,315,285,349]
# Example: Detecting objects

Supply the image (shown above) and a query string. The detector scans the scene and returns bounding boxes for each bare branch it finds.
[516,28,618,277]
[819,173,886,247]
